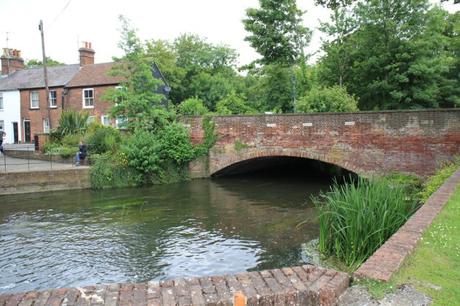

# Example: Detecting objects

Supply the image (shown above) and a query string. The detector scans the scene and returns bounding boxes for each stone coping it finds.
[354,167,460,282]
[0,265,350,306]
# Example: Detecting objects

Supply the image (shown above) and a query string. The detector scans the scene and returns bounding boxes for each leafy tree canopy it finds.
[243,0,312,65]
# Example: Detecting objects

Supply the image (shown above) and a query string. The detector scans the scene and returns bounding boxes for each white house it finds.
[0,89,21,144]
[0,48,25,144]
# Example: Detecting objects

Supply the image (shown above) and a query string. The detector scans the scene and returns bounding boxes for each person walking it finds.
[75,141,87,166]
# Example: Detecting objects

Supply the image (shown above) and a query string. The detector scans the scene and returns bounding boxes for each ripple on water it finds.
[0,178,323,293]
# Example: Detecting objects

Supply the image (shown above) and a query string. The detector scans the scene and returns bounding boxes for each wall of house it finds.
[20,88,64,142]
[65,85,117,126]
[0,90,22,143]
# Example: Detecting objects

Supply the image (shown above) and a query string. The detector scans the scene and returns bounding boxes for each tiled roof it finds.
[0,64,80,91]
[66,62,124,88]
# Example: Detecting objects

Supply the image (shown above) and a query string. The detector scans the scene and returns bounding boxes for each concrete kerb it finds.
[354,167,460,282]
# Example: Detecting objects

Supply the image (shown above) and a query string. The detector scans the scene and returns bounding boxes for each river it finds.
[0,173,332,294]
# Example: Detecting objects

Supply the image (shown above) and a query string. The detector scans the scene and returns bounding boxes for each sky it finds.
[0,0,457,67]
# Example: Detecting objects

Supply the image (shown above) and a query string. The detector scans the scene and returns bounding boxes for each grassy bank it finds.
[393,185,460,305]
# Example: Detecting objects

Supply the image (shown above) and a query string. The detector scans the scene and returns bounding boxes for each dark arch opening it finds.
[211,156,357,181]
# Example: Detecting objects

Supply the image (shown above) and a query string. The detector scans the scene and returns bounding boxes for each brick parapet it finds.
[0,265,349,306]
[183,109,460,177]
[354,167,460,282]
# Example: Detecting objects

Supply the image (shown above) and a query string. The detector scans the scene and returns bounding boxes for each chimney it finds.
[1,48,25,75]
[78,41,95,66]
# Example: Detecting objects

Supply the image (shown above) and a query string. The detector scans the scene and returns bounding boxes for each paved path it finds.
[0,156,86,173]
[0,265,350,306]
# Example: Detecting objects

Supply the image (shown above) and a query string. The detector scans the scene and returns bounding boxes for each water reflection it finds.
[0,175,329,293]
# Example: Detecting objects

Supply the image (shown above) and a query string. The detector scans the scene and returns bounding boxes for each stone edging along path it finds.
[0,265,349,306]
[355,167,460,282]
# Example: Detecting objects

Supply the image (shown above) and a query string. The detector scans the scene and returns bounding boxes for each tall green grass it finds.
[315,177,420,269]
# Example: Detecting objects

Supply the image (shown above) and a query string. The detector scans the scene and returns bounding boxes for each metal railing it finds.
[0,150,77,173]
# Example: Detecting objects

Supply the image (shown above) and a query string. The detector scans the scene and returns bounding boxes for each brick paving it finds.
[354,167,460,282]
[0,265,350,306]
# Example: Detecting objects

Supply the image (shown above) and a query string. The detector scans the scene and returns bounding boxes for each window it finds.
[116,116,127,129]
[101,115,111,126]
[0,120,4,132]
[0,93,3,111]
[43,118,50,133]
[49,90,57,108]
[30,91,39,109]
[115,86,124,105]
[87,116,95,124]
[82,88,94,108]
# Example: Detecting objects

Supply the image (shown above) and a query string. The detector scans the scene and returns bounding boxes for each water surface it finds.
[0,175,329,293]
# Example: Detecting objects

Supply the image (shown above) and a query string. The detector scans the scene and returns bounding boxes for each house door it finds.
[12,122,19,143]
[24,120,31,143]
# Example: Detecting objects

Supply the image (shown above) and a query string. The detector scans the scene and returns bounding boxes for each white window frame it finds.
[30,91,40,109]
[87,116,96,124]
[0,93,3,111]
[43,118,50,133]
[101,115,111,126]
[82,88,94,109]
[49,90,57,108]
[115,116,127,129]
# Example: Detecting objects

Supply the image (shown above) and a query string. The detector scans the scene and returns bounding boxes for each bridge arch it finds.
[209,148,362,177]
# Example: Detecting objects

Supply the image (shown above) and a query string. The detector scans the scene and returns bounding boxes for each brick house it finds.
[0,42,169,143]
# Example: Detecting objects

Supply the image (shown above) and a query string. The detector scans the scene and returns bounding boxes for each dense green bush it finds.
[90,152,142,189]
[178,98,209,115]
[420,158,460,202]
[61,134,81,147]
[121,123,194,180]
[315,177,419,269]
[216,92,256,115]
[85,125,122,154]
[296,86,358,113]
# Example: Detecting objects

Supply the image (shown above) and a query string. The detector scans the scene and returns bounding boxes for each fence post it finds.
[3,152,6,173]
[28,147,30,171]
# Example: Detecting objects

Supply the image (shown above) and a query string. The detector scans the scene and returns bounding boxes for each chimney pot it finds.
[79,41,95,66]
[1,48,24,75]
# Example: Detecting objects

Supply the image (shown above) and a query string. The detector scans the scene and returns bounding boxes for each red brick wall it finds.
[20,88,64,141]
[65,85,116,125]
[184,110,460,177]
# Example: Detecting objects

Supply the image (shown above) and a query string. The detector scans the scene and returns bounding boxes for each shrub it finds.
[315,177,419,269]
[90,152,142,189]
[420,158,460,202]
[56,146,76,159]
[54,110,89,138]
[384,172,423,205]
[122,129,162,175]
[216,92,256,115]
[178,98,209,116]
[296,86,358,113]
[85,125,122,154]
[61,134,81,147]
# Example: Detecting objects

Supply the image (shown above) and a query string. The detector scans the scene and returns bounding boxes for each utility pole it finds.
[39,20,52,131]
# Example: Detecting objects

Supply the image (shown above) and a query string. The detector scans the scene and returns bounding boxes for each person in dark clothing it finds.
[0,132,5,155]
[75,141,87,166]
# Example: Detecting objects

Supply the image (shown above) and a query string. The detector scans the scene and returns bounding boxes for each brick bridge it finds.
[185,109,460,178]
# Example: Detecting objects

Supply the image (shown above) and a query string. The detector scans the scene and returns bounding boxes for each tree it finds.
[216,92,256,115]
[243,0,312,65]
[106,16,167,131]
[318,0,458,110]
[26,57,63,68]
[296,86,358,113]
[314,0,356,9]
[177,98,209,116]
